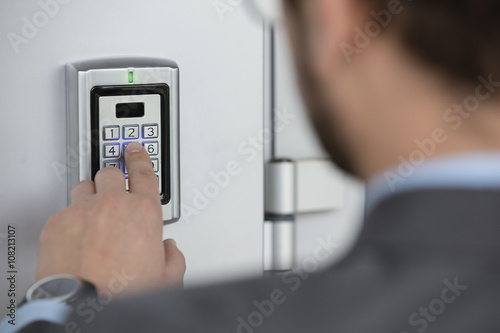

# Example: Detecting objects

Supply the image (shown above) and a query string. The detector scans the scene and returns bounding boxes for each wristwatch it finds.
[0,276,98,333]
[22,275,96,306]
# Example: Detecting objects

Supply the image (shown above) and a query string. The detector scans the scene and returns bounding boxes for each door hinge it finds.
[263,158,345,272]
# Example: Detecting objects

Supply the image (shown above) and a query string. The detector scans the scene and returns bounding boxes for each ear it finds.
[310,0,369,80]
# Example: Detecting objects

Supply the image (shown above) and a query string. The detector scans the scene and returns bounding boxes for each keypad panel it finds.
[98,94,162,193]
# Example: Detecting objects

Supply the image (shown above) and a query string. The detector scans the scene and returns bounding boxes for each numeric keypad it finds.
[101,123,161,191]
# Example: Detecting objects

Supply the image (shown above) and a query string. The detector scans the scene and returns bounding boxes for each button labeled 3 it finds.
[143,124,158,139]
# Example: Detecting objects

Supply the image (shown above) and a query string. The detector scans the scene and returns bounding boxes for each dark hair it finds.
[367,0,500,85]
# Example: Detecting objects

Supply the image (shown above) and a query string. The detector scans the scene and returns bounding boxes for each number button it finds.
[142,124,158,139]
[103,126,120,140]
[143,141,159,156]
[104,160,121,169]
[123,125,139,140]
[151,158,159,172]
[103,144,120,158]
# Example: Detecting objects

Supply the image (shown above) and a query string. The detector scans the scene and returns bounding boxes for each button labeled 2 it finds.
[123,125,140,139]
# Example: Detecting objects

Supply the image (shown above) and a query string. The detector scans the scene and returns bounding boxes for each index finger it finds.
[124,142,160,200]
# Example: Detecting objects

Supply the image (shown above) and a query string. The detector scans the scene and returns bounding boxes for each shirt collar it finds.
[366,151,500,214]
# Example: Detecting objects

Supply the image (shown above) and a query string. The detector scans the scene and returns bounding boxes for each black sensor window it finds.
[116,102,145,118]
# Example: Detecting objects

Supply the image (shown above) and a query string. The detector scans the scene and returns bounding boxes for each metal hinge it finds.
[263,159,345,272]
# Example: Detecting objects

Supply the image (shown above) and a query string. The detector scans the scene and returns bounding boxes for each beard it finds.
[282,1,359,177]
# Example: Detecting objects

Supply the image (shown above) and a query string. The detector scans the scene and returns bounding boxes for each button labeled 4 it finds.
[103,144,120,158]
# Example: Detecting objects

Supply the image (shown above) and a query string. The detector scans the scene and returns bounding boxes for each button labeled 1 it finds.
[103,126,120,140]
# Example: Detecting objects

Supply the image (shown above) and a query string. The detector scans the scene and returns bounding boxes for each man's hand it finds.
[37,142,185,295]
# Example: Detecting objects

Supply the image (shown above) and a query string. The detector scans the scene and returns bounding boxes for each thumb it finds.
[163,238,186,287]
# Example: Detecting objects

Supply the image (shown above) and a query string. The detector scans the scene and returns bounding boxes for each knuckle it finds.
[97,191,124,209]
[95,167,125,181]
[71,180,93,196]
[90,191,128,228]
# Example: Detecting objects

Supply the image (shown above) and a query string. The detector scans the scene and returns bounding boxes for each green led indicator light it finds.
[128,71,134,84]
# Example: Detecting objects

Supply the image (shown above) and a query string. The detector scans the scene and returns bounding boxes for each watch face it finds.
[28,276,82,302]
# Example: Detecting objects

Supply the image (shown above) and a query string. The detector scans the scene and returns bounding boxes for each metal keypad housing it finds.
[66,58,180,223]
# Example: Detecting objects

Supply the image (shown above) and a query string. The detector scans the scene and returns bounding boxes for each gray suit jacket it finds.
[34,189,500,332]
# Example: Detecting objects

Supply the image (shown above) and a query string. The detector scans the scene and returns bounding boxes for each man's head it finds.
[282,0,500,179]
